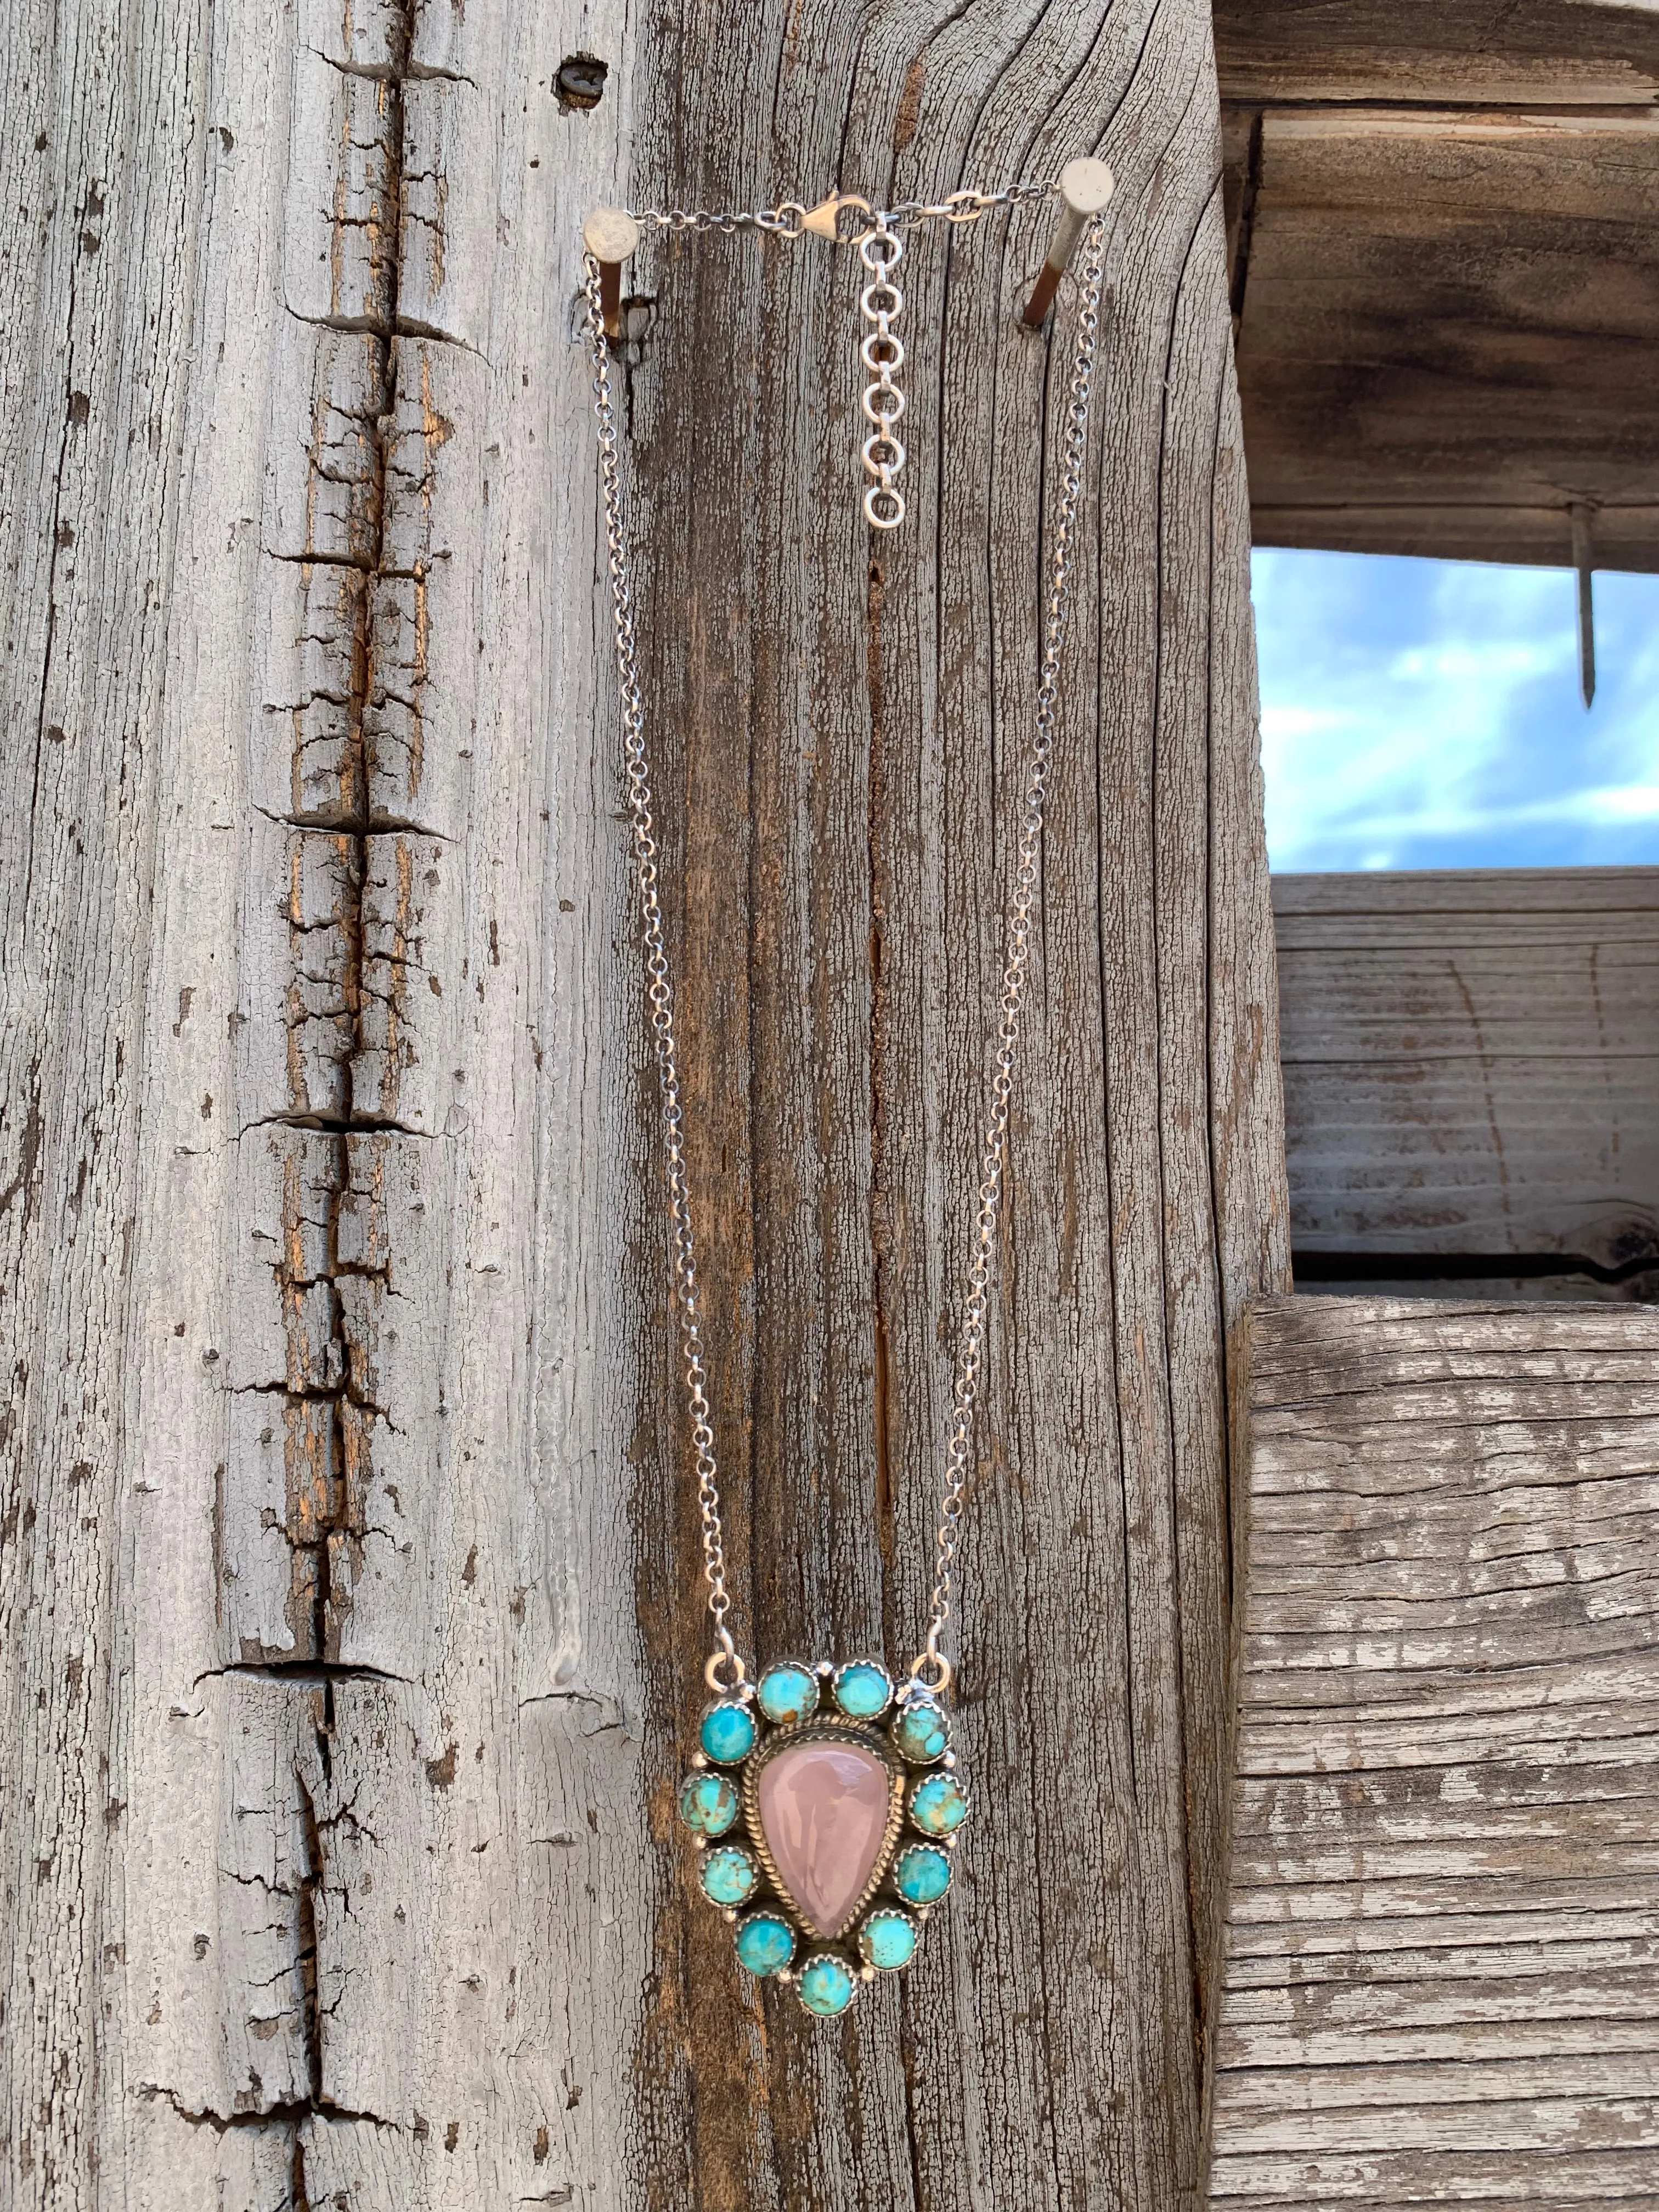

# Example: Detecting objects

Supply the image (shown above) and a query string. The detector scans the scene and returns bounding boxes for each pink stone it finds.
[757,1739,894,1936]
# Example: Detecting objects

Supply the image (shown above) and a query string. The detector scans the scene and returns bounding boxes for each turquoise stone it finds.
[797,1952,857,2016]
[735,1911,796,1978]
[890,1693,950,1765]
[893,1841,952,1906]
[832,1660,893,1721]
[678,1769,740,1837]
[857,1906,918,1972]
[908,1770,970,1837]
[701,1844,760,1908]
[699,1697,757,1765]
[757,1661,820,1726]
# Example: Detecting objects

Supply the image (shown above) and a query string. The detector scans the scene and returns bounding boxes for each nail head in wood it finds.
[582,205,640,267]
[1021,156,1114,329]
[1056,155,1115,221]
[583,205,640,341]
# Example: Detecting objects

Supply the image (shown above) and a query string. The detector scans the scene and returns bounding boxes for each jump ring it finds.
[861,383,906,425]
[704,1639,749,1692]
[906,1646,952,1694]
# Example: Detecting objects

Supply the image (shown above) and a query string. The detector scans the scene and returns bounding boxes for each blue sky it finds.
[1252,549,1659,872]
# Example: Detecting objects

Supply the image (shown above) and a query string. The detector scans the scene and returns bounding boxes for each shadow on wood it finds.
[1215,2,1659,571]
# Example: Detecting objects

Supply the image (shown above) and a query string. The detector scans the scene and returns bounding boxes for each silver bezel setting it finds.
[742,1713,906,1942]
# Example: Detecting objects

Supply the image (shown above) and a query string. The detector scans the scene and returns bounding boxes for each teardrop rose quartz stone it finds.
[757,1739,893,1936]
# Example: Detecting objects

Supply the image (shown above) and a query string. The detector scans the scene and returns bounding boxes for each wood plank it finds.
[1214,1,1659,109]
[1274,870,1659,1276]
[1206,1297,1659,2206]
[1211,2146,1659,2206]
[1233,110,1659,566]
[1,0,639,2201]
[613,6,1288,2205]
[1217,9,1659,566]
[1251,503,1659,573]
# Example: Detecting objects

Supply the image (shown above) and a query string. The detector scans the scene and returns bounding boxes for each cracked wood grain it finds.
[1207,1297,1659,2206]
[614,4,1286,2208]
[4,0,645,2196]
[2,0,1284,2204]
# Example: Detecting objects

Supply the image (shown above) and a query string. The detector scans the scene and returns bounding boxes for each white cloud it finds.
[1251,550,1659,871]
[1562,785,1659,824]
[1386,639,1571,684]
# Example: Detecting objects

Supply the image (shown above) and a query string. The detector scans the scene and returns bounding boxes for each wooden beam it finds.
[1214,0,1659,108]
[1232,110,1659,568]
[1275,871,1659,1282]
[1251,501,1659,574]
[621,10,1288,2202]
[1207,1294,1659,2204]
[0,0,1289,2204]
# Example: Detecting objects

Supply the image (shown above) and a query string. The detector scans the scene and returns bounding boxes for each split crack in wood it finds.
[230,0,460,2183]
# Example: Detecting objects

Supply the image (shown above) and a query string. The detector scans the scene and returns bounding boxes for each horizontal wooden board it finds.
[1274,870,1659,1273]
[1251,502,1659,572]
[1240,112,1659,506]
[1229,106,1659,568]
[1206,1296,1659,2206]
[1215,0,1659,107]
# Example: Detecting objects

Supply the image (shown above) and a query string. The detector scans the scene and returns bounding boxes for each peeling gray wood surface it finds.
[1276,871,1659,1285]
[4,0,642,2200]
[1207,1296,1659,2206]
[1,0,1286,2205]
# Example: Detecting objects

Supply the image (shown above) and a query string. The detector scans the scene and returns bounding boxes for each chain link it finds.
[922,211,1108,1669]
[858,217,907,530]
[627,180,1054,240]
[885,180,1055,225]
[584,188,1107,1677]
[583,255,737,1666]
[628,200,811,238]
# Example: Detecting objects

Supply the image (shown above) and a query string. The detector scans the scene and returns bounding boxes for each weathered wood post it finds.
[0,2,1286,2204]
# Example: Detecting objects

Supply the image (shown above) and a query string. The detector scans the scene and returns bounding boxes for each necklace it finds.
[584,171,1109,2018]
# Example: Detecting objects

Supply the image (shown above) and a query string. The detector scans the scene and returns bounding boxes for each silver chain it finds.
[584,255,737,1669]
[585,192,1108,1692]
[859,216,907,529]
[923,212,1107,1675]
[627,181,1054,239]
[624,199,812,238]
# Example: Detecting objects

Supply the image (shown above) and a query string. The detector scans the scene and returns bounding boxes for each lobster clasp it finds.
[802,190,874,242]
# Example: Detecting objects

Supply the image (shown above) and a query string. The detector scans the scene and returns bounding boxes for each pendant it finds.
[676,1656,968,2015]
